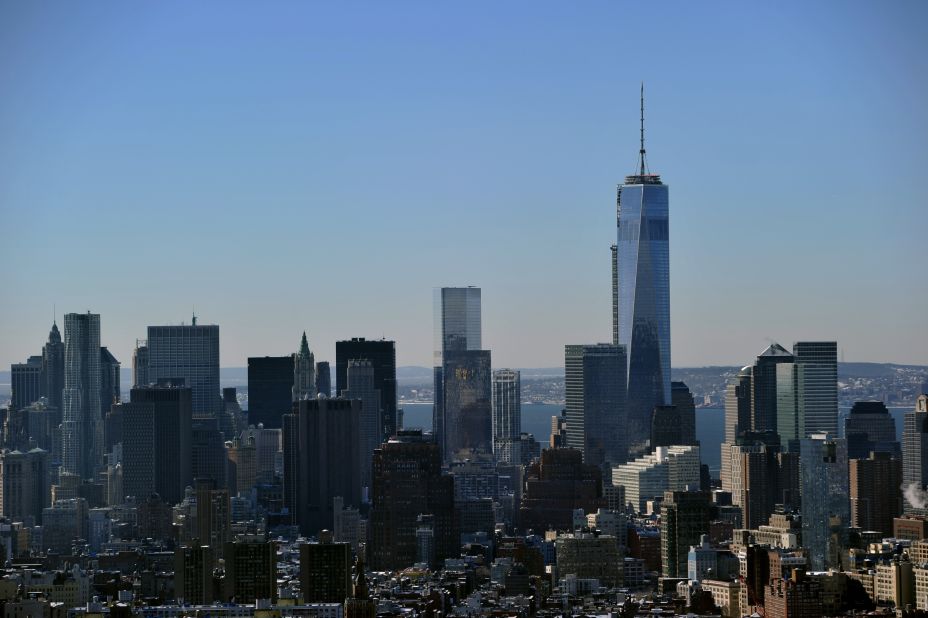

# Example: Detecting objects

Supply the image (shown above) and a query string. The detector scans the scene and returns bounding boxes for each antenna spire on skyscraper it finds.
[638,82,648,176]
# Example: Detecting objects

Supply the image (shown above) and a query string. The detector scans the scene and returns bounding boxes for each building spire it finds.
[638,81,648,176]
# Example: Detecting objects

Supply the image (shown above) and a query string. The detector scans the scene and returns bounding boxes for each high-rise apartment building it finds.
[800,434,849,570]
[120,384,193,505]
[147,318,220,417]
[341,360,381,492]
[0,447,49,523]
[492,369,521,464]
[612,445,701,513]
[792,342,838,437]
[175,545,214,605]
[903,395,928,514]
[62,312,103,480]
[222,536,277,603]
[661,490,711,578]
[614,91,671,458]
[336,338,398,439]
[292,332,315,401]
[442,349,492,461]
[369,429,457,571]
[282,398,361,535]
[565,344,627,468]
[247,355,294,429]
[433,286,482,460]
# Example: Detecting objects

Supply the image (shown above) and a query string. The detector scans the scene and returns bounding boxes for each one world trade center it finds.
[613,85,671,458]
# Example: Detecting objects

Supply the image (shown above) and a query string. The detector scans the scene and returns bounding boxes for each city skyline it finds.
[2,2,926,371]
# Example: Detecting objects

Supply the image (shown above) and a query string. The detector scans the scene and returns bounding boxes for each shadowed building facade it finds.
[565,344,627,469]
[247,355,294,429]
[336,338,398,440]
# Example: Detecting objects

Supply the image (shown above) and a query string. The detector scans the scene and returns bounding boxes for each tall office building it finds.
[903,395,928,514]
[247,355,294,429]
[492,369,521,464]
[721,366,753,491]
[442,349,492,461]
[751,343,794,434]
[175,545,214,605]
[283,398,361,535]
[850,452,902,537]
[191,417,227,488]
[845,401,899,459]
[341,360,381,492]
[433,286,482,460]
[292,332,315,401]
[727,434,781,530]
[336,338,398,439]
[0,447,49,523]
[10,356,43,411]
[651,381,696,449]
[62,312,103,480]
[792,342,838,436]
[222,536,277,603]
[300,531,352,603]
[564,344,627,468]
[661,490,711,578]
[43,321,65,413]
[800,434,849,571]
[369,429,457,571]
[147,317,220,417]
[120,384,193,505]
[614,90,671,458]
[315,361,331,398]
[132,340,149,387]
[100,347,120,417]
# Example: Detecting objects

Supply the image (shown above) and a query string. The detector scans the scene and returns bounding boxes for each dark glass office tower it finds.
[247,356,295,429]
[793,341,838,437]
[433,287,482,461]
[751,343,794,434]
[100,347,121,417]
[564,344,627,468]
[147,317,220,417]
[11,356,43,411]
[845,400,899,459]
[315,362,331,398]
[335,338,398,439]
[442,349,492,461]
[615,90,671,458]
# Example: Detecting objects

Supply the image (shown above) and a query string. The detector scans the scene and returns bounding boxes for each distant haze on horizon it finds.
[1,2,926,370]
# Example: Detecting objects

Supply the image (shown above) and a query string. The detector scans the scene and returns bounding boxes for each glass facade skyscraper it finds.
[432,287,482,460]
[491,369,521,464]
[615,165,670,456]
[147,318,220,418]
[564,344,627,468]
[62,312,103,480]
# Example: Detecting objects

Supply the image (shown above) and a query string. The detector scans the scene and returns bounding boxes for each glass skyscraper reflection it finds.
[615,155,670,457]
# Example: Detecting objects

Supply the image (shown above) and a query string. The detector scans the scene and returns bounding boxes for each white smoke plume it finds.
[904,483,928,510]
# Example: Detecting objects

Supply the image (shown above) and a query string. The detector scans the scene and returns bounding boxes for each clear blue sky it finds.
[1,1,926,370]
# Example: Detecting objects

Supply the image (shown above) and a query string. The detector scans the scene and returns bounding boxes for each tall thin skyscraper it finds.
[315,361,331,398]
[433,287,482,460]
[615,87,671,458]
[442,349,492,461]
[564,344,627,468]
[132,339,149,388]
[492,369,521,464]
[903,395,928,514]
[42,321,65,414]
[336,338,398,439]
[10,356,43,411]
[341,359,381,493]
[800,433,849,571]
[62,312,103,480]
[293,332,316,401]
[793,341,838,436]
[147,317,220,417]
[100,347,121,417]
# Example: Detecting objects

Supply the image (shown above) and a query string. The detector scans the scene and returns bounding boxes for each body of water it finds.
[400,402,911,479]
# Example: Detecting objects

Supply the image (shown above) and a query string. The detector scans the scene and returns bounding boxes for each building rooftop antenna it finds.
[638,82,648,177]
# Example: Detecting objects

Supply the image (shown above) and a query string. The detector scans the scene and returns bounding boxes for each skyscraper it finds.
[614,89,671,458]
[751,343,794,434]
[100,347,121,417]
[132,339,149,387]
[792,341,838,437]
[247,355,295,429]
[442,349,492,461]
[564,344,627,468]
[492,369,521,464]
[800,433,849,571]
[902,395,928,514]
[850,452,902,537]
[147,317,220,417]
[315,361,331,398]
[62,312,103,480]
[336,338,398,439]
[42,321,65,414]
[433,286,482,459]
[10,356,43,411]
[845,401,899,459]
[292,332,315,401]
[341,359,381,492]
[283,398,361,535]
